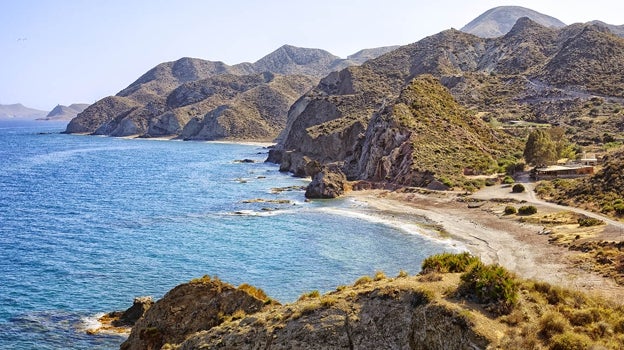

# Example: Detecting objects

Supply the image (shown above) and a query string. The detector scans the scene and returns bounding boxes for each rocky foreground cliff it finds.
[116,254,624,349]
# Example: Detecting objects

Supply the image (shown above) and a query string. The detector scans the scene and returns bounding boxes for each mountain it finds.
[461,6,566,37]
[38,103,89,121]
[271,18,624,188]
[65,45,397,139]
[0,103,47,120]
[589,20,624,37]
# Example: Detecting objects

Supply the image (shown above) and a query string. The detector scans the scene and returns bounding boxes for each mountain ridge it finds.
[65,45,398,139]
[0,103,47,120]
[271,18,624,189]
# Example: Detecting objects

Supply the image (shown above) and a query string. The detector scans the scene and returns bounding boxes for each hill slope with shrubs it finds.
[118,254,624,349]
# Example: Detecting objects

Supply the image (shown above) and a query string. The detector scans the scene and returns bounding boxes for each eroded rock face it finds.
[120,277,267,350]
[304,164,347,199]
[177,283,491,350]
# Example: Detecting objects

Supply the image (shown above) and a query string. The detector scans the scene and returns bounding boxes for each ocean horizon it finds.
[0,120,459,349]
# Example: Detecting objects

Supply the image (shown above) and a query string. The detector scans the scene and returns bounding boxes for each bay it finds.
[0,121,457,349]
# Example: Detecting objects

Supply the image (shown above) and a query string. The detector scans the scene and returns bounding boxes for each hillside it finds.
[38,103,89,121]
[349,75,517,188]
[64,45,397,139]
[271,18,624,186]
[460,5,566,37]
[0,103,47,120]
[116,254,624,350]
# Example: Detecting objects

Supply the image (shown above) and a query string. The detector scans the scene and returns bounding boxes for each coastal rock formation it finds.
[271,18,624,186]
[116,253,624,349]
[111,296,154,327]
[350,75,510,187]
[304,164,348,199]
[460,5,566,38]
[120,276,269,350]
[64,45,398,140]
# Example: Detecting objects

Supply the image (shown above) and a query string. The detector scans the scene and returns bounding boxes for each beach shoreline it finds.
[342,188,624,304]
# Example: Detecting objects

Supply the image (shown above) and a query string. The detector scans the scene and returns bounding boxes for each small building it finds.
[534,164,594,180]
[580,152,598,166]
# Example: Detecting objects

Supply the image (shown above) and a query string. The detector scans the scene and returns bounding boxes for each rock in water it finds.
[305,164,347,199]
[112,296,154,327]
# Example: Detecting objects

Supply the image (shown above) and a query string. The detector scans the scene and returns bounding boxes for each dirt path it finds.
[471,176,624,234]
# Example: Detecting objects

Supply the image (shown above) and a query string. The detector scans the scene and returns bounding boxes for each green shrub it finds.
[504,206,517,215]
[298,290,320,301]
[518,205,537,215]
[539,311,569,338]
[374,271,387,281]
[549,331,591,350]
[512,183,525,193]
[577,216,604,227]
[459,262,519,314]
[615,203,624,216]
[354,275,373,287]
[503,176,515,185]
[421,252,481,274]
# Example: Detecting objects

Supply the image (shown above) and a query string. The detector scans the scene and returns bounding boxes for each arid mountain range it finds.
[0,103,47,120]
[65,6,624,191]
[271,16,624,189]
[64,45,398,140]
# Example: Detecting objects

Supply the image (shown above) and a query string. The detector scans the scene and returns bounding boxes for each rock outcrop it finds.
[304,164,348,199]
[120,276,269,350]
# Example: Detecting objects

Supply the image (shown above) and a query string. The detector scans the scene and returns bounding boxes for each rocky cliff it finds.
[119,254,624,349]
[120,276,270,350]
[64,45,397,140]
[271,18,624,185]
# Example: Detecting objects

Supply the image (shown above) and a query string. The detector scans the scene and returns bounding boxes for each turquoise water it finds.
[0,121,457,349]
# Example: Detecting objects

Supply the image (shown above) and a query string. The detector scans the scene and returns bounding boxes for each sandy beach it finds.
[344,187,624,304]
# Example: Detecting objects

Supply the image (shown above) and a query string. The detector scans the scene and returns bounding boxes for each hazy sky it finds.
[1,0,622,110]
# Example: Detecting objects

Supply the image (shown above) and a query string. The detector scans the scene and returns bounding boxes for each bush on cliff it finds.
[459,262,519,315]
[421,252,480,274]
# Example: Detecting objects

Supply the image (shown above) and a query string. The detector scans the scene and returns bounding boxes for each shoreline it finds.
[342,188,624,304]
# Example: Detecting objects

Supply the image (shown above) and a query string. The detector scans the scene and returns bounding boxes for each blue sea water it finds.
[0,121,459,349]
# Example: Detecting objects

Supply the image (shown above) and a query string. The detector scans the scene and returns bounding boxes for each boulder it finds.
[305,164,348,199]
[112,296,154,327]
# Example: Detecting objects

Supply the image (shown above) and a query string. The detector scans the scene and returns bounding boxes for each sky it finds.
[1,0,622,111]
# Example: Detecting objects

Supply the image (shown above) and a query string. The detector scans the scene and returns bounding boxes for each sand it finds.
[344,188,624,304]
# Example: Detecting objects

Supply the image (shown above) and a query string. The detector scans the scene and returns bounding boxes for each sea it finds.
[0,120,461,349]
